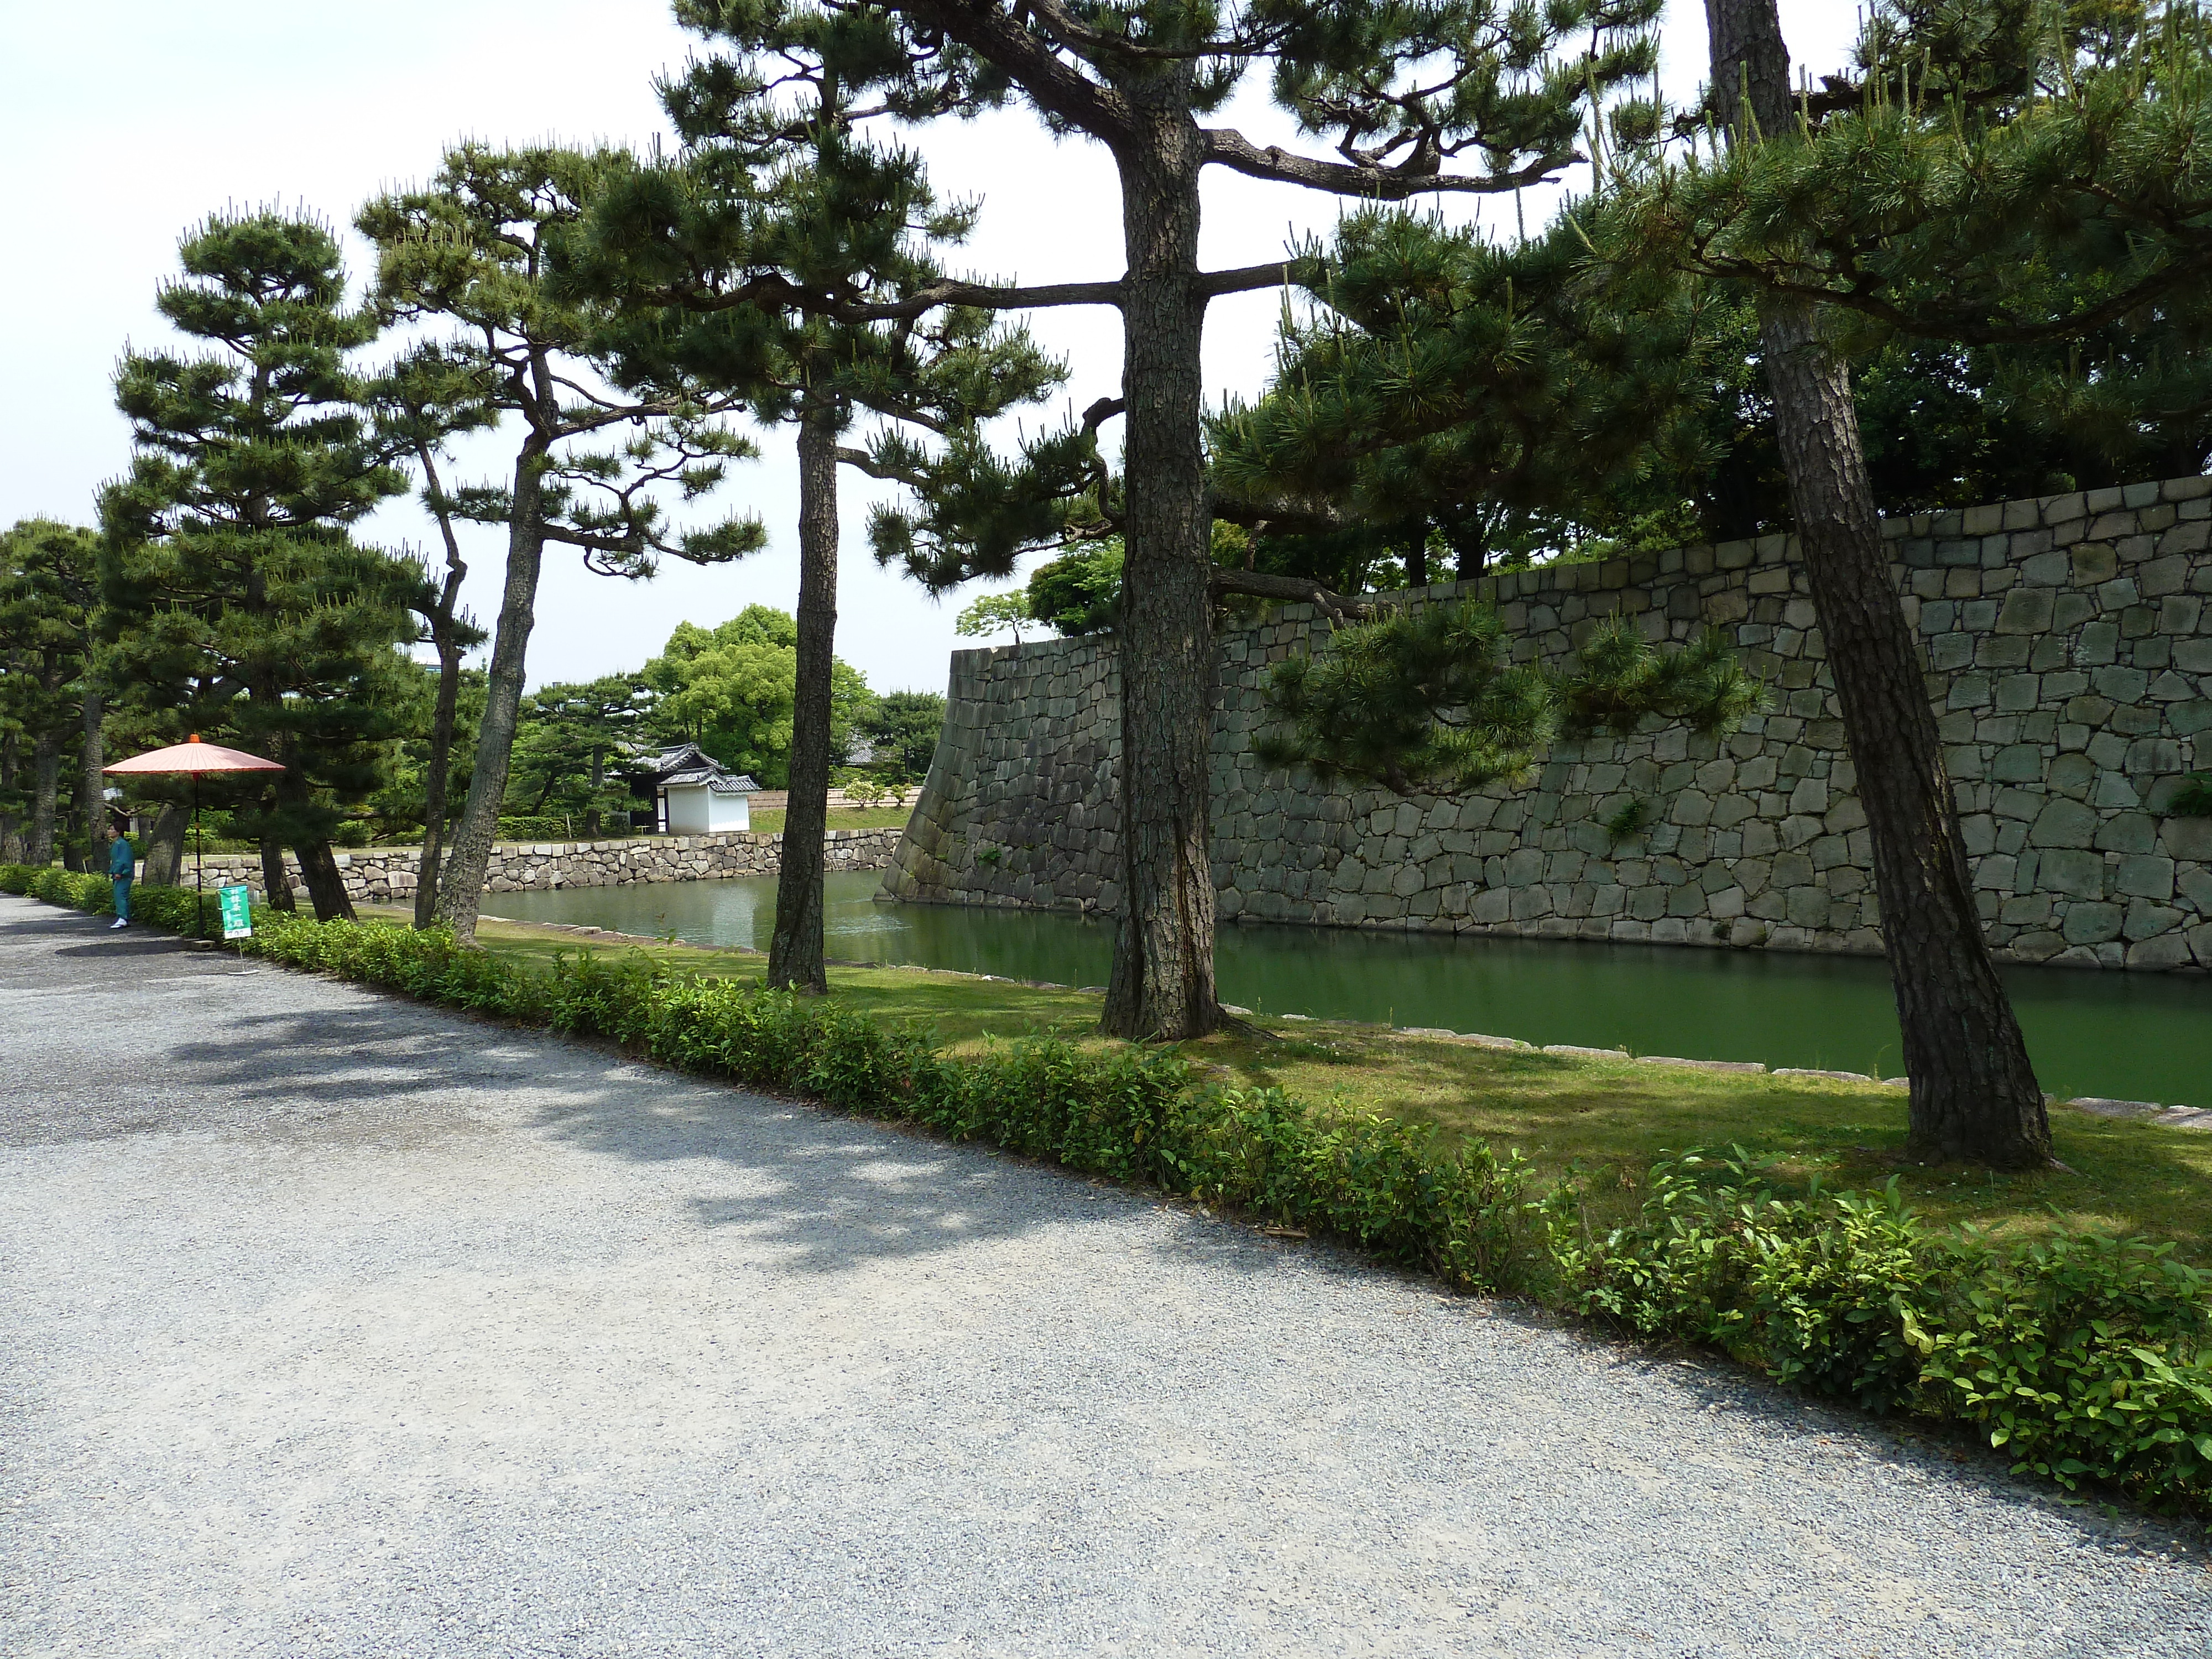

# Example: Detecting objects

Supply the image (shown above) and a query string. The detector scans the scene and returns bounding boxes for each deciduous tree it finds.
[643,606,875,786]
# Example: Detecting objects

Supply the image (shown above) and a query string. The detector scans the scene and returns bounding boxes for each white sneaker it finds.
[109,917,127,930]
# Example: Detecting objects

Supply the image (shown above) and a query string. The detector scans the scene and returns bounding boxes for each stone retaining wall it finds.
[883,474,2212,971]
[186,827,903,908]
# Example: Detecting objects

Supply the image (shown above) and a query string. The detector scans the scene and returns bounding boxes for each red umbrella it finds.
[106,734,285,931]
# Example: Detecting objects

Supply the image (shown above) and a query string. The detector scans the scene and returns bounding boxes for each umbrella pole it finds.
[194,773,204,938]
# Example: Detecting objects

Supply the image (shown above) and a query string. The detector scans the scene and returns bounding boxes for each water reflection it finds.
[491,871,2211,1107]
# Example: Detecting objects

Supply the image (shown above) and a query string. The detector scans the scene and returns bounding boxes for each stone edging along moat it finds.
[182,826,904,907]
[493,914,2212,1131]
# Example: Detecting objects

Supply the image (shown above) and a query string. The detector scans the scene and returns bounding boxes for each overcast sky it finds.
[2,1,1859,697]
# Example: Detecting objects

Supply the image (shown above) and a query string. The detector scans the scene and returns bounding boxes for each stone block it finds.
[1785,886,1831,927]
[2140,556,2192,598]
[2124,899,2184,941]
[2027,797,2098,849]
[2074,622,2120,665]
[2092,664,2151,702]
[2062,902,2125,945]
[2040,847,2104,898]
[2071,544,2119,584]
[2128,934,2195,970]
[2160,817,2212,861]
[2094,813,2157,854]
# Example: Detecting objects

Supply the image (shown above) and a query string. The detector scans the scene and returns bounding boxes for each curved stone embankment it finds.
[184,826,903,907]
[886,474,2212,972]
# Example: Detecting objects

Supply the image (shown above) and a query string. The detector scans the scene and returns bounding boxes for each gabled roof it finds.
[644,742,759,794]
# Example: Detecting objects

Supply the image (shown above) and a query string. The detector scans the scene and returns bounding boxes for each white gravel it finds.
[3,891,2207,1657]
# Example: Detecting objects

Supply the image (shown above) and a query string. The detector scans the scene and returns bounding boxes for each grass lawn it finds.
[744,806,914,835]
[359,904,2212,1261]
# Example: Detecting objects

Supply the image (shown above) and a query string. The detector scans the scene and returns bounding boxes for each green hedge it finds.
[7,860,2210,1515]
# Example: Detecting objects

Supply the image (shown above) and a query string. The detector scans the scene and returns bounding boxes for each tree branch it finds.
[836,445,926,486]
[890,0,1135,147]
[1209,567,1374,622]
[1203,128,1582,199]
[1196,257,1326,298]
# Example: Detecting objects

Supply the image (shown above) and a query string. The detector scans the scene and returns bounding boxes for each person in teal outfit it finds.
[107,827,135,929]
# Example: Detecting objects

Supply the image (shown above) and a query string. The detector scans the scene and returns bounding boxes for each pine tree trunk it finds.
[27,729,60,865]
[1707,0,2050,1167]
[77,684,105,853]
[251,682,296,911]
[768,401,838,995]
[435,447,549,943]
[0,722,19,863]
[259,837,295,911]
[1102,85,1222,1041]
[269,726,353,923]
[291,835,356,922]
[142,803,188,886]
[414,612,466,928]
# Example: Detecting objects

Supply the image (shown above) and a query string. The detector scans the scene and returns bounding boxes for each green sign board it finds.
[217,883,253,940]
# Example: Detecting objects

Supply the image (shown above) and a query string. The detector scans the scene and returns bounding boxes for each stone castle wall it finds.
[186,827,902,909]
[881,474,2212,971]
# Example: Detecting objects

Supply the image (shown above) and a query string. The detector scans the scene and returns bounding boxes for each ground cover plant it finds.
[9,862,2211,1519]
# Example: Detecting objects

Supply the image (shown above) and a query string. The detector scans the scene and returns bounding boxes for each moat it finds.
[491,871,2212,1108]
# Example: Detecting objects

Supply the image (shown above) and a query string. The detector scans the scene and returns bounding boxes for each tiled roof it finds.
[646,742,759,793]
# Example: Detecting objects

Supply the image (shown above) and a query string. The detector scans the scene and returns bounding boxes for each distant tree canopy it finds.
[0,519,102,865]
[857,690,945,784]
[507,674,657,826]
[642,606,875,788]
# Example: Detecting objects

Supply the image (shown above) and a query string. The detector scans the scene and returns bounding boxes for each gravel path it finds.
[3,891,2206,1657]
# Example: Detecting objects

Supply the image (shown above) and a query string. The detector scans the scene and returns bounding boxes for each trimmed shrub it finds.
[1538,1151,2212,1509]
[7,865,2209,1515]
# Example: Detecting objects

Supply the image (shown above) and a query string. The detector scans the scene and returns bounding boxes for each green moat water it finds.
[491,870,2211,1109]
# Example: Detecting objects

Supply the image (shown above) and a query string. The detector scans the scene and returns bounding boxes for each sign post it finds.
[217,883,253,941]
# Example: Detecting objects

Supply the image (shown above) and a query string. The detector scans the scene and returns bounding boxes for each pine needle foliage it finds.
[1211,208,1729,544]
[97,210,422,912]
[1258,603,1763,797]
[1601,1,2212,449]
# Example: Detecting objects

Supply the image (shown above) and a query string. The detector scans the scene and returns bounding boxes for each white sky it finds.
[1,1,1860,696]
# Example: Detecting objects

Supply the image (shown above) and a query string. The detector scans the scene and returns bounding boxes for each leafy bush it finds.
[8,863,2210,1515]
[1538,1150,2212,1508]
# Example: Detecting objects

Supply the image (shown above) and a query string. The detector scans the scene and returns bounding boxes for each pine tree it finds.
[359,145,768,942]
[98,210,419,921]
[1213,1,2211,1166]
[365,345,497,925]
[1208,207,1736,586]
[1588,0,2212,1165]
[773,0,1662,1036]
[557,3,1063,992]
